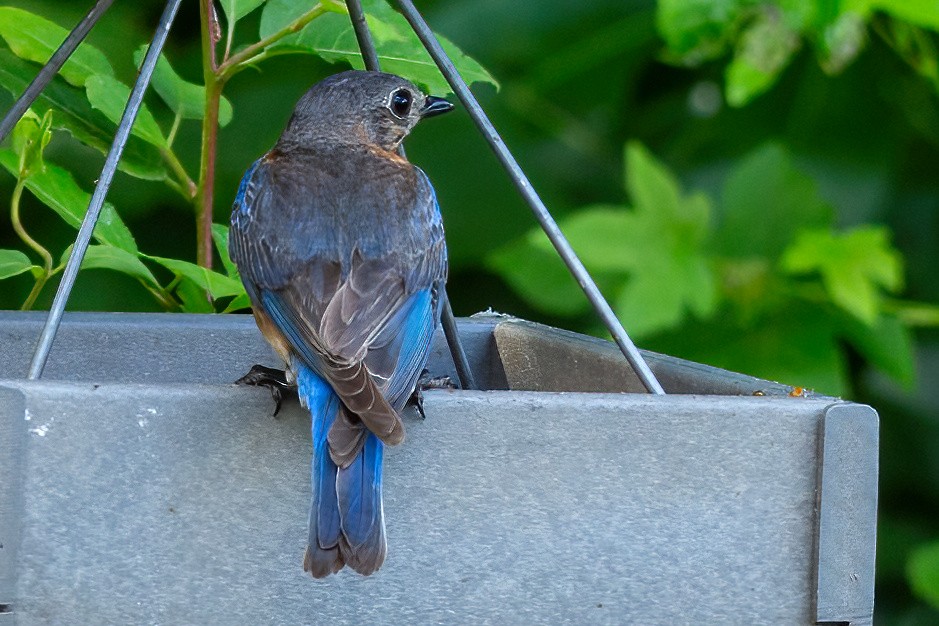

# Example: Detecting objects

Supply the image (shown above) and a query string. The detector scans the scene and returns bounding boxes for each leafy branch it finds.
[657,0,939,105]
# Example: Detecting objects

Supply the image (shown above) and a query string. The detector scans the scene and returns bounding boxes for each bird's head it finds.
[280,70,454,151]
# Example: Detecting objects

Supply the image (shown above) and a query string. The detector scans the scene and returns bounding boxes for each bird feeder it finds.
[0,310,877,624]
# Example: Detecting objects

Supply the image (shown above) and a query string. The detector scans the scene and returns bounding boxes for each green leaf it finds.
[132,47,233,126]
[717,142,834,260]
[0,50,166,180]
[780,226,903,324]
[175,276,217,313]
[839,313,915,387]
[490,142,717,337]
[613,252,716,338]
[146,255,247,299]
[0,7,113,87]
[486,233,592,317]
[656,0,743,62]
[532,206,634,272]
[223,292,253,313]
[908,541,939,610]
[610,143,716,336]
[85,75,167,148]
[11,109,53,179]
[220,0,267,25]
[211,223,240,279]
[625,141,684,222]
[847,0,939,32]
[725,8,801,106]
[62,244,160,288]
[259,0,497,95]
[0,149,138,253]
[0,249,38,280]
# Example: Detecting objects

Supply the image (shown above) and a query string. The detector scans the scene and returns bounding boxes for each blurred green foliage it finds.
[1,0,939,621]
[491,141,918,396]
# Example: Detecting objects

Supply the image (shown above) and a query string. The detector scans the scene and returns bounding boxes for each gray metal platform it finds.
[0,312,877,624]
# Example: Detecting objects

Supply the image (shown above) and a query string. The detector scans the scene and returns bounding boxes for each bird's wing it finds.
[230,155,447,460]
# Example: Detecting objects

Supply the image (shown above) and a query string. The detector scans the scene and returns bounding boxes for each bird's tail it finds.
[296,362,387,578]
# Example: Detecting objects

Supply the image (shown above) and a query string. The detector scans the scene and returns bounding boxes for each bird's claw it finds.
[408,385,427,420]
[418,369,457,391]
[407,370,457,419]
[235,364,296,417]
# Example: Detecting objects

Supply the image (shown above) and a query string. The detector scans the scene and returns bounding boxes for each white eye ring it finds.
[389,88,412,118]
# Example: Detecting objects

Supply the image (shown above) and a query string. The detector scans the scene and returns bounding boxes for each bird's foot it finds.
[408,385,428,420]
[407,371,457,420]
[235,364,296,417]
[418,370,457,391]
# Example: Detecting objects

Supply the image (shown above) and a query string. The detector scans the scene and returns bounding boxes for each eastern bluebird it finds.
[229,70,453,577]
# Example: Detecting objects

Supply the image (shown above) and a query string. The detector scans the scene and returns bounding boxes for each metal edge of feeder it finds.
[815,403,879,626]
[0,385,25,620]
[486,315,837,399]
[1,310,828,400]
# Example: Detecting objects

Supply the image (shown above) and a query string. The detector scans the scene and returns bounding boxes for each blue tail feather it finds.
[296,362,387,577]
[337,432,386,574]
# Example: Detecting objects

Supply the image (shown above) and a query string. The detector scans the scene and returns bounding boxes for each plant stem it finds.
[167,110,183,147]
[10,179,54,310]
[141,280,180,311]
[197,0,222,270]
[886,298,939,327]
[22,274,47,311]
[202,0,219,71]
[161,147,197,199]
[218,3,329,80]
[192,1,335,272]
[196,78,222,270]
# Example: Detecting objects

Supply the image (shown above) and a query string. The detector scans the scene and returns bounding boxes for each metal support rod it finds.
[346,0,381,71]
[393,0,665,395]
[345,0,478,390]
[0,0,114,144]
[440,286,478,390]
[27,0,184,380]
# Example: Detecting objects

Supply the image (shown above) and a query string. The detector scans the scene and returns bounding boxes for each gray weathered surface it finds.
[0,387,25,615]
[0,311,509,390]
[0,312,877,624]
[0,311,801,396]
[5,382,830,624]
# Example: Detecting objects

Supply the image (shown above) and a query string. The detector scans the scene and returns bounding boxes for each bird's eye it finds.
[390,89,412,118]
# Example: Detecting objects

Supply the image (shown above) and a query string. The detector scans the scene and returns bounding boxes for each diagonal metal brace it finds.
[26,0,184,380]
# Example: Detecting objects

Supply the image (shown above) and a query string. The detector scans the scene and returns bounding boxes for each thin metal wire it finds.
[394,0,665,394]
[0,0,115,144]
[346,0,381,72]
[345,0,478,391]
[27,0,184,380]
[439,286,478,390]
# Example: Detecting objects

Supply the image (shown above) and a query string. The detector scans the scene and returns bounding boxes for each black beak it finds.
[420,95,454,119]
